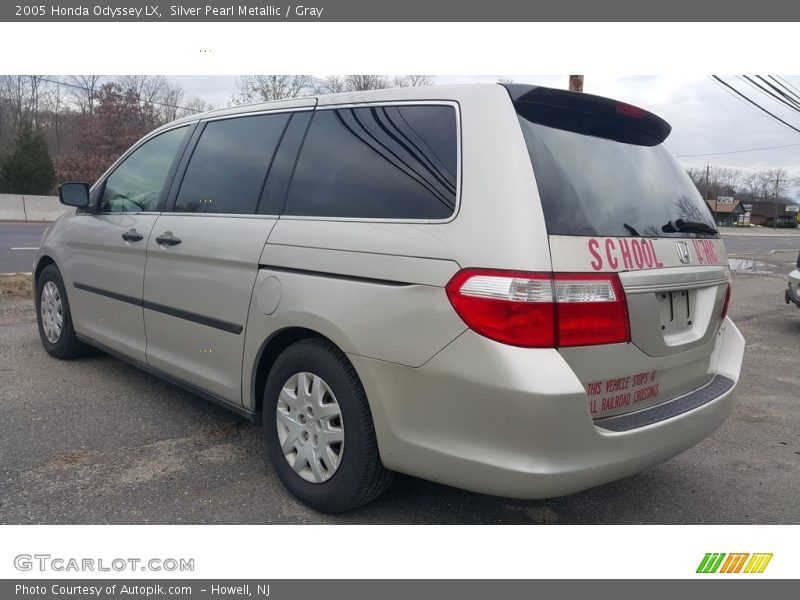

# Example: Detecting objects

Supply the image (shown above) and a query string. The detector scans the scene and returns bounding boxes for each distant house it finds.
[747,200,800,227]
[705,198,745,227]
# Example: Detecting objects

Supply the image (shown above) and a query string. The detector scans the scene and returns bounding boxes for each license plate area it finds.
[657,289,692,333]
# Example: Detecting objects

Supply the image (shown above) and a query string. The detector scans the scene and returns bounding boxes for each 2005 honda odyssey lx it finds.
[34,83,745,512]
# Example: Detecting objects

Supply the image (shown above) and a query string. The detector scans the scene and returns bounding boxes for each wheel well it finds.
[252,327,328,414]
[34,255,56,284]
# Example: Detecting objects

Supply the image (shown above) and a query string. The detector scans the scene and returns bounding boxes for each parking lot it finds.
[1,232,799,524]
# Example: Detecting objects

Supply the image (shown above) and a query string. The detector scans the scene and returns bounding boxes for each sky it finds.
[170,74,800,195]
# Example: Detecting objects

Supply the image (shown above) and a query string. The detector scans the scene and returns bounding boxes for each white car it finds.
[786,250,800,308]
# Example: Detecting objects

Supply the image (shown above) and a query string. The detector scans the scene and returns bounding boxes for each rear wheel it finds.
[35,264,91,359]
[263,338,393,512]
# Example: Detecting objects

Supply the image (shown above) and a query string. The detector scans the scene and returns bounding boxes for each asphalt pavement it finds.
[0,246,798,524]
[0,222,49,273]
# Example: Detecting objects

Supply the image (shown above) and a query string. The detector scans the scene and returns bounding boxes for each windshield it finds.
[518,117,718,238]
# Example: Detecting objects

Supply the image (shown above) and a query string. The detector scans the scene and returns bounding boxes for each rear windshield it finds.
[518,117,718,238]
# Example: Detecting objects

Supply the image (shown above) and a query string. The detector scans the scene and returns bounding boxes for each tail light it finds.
[445,269,630,348]
[720,281,732,320]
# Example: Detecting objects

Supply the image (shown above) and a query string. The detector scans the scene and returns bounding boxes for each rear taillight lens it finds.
[445,269,555,347]
[554,273,630,347]
[445,269,630,348]
[720,281,732,320]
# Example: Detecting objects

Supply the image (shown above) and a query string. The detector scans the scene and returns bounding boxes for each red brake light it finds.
[615,102,646,119]
[445,269,630,348]
[445,269,555,347]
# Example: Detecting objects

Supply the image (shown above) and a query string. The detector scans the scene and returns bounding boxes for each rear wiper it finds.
[623,223,640,236]
[661,218,718,236]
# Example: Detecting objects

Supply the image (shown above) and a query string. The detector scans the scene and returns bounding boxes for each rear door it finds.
[63,125,191,362]
[509,85,730,422]
[142,104,315,404]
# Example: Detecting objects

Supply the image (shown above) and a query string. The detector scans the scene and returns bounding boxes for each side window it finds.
[174,113,290,215]
[99,126,188,213]
[284,105,458,220]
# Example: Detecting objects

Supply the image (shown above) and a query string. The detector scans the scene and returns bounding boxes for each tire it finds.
[263,338,393,512]
[35,264,92,359]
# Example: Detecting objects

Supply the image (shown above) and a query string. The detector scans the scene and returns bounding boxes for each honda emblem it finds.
[676,241,691,264]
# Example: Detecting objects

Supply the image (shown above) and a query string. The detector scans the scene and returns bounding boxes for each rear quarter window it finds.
[284,104,458,220]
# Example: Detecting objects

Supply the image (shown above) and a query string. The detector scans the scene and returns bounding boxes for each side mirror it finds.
[58,182,91,207]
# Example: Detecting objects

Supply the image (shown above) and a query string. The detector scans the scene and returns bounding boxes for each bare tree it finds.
[392,75,433,87]
[178,96,216,118]
[311,75,348,95]
[344,75,389,91]
[233,75,312,104]
[118,75,169,113]
[0,76,35,127]
[158,81,186,123]
[685,167,706,191]
[66,75,104,116]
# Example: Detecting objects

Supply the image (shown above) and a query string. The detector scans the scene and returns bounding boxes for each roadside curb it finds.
[721,230,800,238]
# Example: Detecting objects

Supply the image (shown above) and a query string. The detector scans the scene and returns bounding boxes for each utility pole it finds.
[569,75,584,92]
[773,171,782,230]
[706,163,716,225]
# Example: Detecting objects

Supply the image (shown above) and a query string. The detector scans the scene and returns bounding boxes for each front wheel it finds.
[35,264,91,359]
[263,338,393,512]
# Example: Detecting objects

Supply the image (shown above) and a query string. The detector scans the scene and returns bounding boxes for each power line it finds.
[31,75,205,114]
[710,75,800,135]
[738,75,800,115]
[767,75,800,106]
[708,75,797,134]
[675,141,800,158]
[756,75,800,111]
[775,75,800,96]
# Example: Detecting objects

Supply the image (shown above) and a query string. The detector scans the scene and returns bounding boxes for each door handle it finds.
[121,228,143,242]
[155,231,182,246]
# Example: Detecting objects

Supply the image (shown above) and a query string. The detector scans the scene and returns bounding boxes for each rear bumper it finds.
[351,318,745,499]
[786,270,800,308]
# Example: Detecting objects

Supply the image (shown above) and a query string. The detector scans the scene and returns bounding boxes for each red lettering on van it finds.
[692,239,705,264]
[641,240,655,268]
[631,239,644,269]
[605,239,618,269]
[588,239,603,271]
[692,239,718,264]
[706,240,719,263]
[619,239,633,270]
[648,240,665,267]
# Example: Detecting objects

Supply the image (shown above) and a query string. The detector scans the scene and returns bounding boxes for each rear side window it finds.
[284,105,458,220]
[174,113,290,214]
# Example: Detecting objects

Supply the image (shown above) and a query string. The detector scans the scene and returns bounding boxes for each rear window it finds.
[518,117,718,238]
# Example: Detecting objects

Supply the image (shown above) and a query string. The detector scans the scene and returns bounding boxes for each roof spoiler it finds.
[502,84,672,146]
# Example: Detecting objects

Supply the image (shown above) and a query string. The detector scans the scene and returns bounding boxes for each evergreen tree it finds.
[0,121,56,194]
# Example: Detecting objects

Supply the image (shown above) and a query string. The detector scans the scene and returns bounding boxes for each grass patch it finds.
[0,273,33,298]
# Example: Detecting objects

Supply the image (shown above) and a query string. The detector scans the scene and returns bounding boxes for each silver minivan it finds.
[35,84,745,512]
